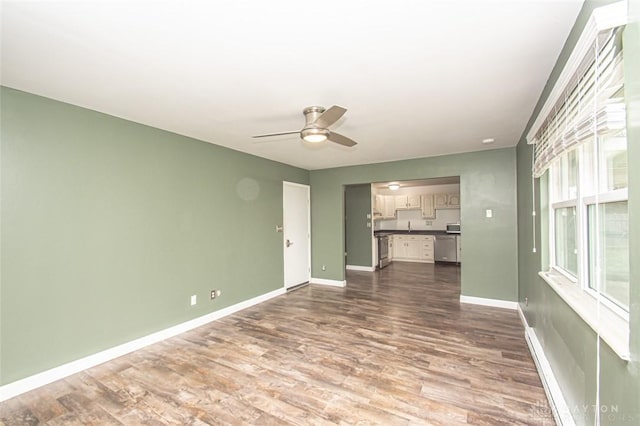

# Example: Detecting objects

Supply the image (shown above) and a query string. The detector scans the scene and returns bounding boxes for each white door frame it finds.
[283,181,311,288]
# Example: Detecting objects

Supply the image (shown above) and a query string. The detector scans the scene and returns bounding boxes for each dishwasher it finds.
[434,235,457,262]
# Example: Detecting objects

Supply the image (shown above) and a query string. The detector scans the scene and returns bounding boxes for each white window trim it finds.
[549,164,579,281]
[539,271,629,361]
[581,188,629,320]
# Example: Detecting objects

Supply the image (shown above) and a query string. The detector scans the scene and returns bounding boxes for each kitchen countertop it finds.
[374,230,458,236]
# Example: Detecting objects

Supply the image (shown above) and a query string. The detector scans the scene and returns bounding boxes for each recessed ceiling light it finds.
[388,184,400,190]
[482,138,495,144]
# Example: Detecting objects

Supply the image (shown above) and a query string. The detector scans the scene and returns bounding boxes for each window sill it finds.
[538,270,630,361]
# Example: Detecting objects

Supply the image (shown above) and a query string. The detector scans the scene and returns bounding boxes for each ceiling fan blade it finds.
[314,105,347,128]
[252,131,299,138]
[328,132,357,147]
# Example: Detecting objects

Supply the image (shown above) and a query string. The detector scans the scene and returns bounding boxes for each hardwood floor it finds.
[1,262,553,425]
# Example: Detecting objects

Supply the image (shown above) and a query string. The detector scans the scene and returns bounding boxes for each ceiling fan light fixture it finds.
[301,127,329,143]
[253,105,356,147]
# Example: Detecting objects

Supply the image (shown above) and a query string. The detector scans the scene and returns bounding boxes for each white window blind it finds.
[530,27,625,178]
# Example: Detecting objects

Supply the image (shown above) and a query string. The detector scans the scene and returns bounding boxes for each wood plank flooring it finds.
[1,262,554,425]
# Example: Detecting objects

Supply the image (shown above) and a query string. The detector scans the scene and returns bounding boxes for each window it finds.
[526,0,629,350]
[549,140,629,315]
[545,23,629,316]
[587,201,629,309]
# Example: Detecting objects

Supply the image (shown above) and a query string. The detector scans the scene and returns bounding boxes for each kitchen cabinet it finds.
[374,194,384,214]
[394,195,421,210]
[434,193,448,209]
[434,192,460,209]
[392,235,404,258]
[421,194,435,219]
[393,234,434,263]
[408,195,421,208]
[373,195,396,219]
[448,193,460,208]
[383,196,396,218]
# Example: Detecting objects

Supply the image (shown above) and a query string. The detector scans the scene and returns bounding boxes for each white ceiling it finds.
[1,0,583,170]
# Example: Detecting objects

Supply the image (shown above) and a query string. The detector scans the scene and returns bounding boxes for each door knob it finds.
[286,239,294,247]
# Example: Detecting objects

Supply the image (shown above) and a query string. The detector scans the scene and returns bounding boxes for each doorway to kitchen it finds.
[344,177,462,288]
[371,177,462,284]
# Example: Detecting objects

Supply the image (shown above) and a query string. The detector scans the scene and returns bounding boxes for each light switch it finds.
[366,213,371,219]
[486,209,493,218]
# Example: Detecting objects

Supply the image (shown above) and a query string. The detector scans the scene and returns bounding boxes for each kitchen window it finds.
[526,2,629,359]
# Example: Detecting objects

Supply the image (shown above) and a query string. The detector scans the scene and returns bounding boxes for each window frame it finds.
[549,146,629,320]
[581,188,629,319]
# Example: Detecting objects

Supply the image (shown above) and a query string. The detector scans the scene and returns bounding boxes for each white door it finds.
[283,182,310,289]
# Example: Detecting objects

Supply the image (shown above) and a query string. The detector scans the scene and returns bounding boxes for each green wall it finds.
[0,87,309,385]
[310,148,518,301]
[516,1,640,424]
[345,184,373,267]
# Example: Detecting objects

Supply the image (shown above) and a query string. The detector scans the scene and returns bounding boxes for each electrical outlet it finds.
[190,295,197,306]
[210,290,217,300]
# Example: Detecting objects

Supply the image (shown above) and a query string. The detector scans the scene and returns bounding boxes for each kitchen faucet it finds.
[408,220,411,232]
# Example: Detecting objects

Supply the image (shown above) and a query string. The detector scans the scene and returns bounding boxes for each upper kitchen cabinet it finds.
[394,195,421,210]
[382,196,396,218]
[421,194,435,218]
[374,194,384,214]
[373,194,396,219]
[434,192,460,209]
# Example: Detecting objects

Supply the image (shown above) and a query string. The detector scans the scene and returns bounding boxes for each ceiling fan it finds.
[252,105,357,147]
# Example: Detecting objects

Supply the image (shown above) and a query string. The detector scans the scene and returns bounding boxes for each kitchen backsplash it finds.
[374,208,460,231]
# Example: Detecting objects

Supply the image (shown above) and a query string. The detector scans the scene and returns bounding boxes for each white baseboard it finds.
[0,287,286,403]
[459,295,518,310]
[518,305,575,426]
[346,265,375,272]
[310,277,347,287]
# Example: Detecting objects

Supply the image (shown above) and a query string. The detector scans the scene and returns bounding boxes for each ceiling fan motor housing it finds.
[303,106,326,122]
[301,106,329,142]
[302,106,326,129]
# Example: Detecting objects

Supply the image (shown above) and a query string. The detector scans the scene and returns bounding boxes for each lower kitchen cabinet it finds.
[393,234,434,263]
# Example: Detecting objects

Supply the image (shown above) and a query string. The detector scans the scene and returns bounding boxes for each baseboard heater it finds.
[521,313,575,426]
